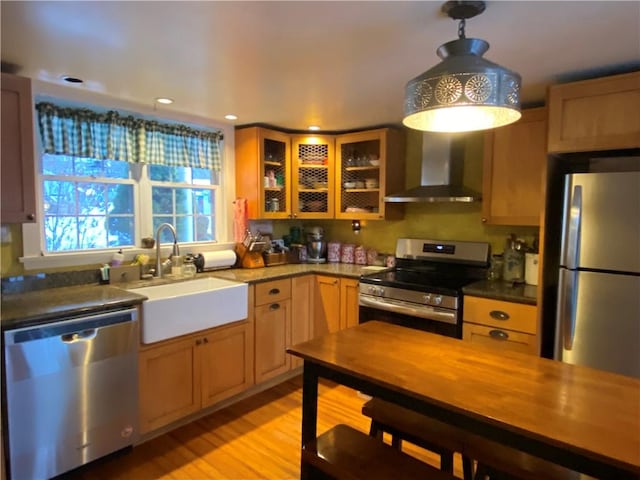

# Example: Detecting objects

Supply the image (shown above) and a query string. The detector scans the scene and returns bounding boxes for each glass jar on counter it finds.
[487,254,504,281]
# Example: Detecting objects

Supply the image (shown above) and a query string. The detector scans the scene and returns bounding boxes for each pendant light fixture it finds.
[403,1,521,133]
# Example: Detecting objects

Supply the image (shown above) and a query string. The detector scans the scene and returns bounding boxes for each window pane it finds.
[42,155,73,175]
[194,189,212,215]
[78,182,106,215]
[78,216,107,249]
[108,217,134,247]
[176,216,194,243]
[104,160,130,179]
[43,180,77,215]
[108,185,133,214]
[153,217,175,243]
[74,158,103,176]
[44,216,78,251]
[192,168,212,185]
[149,165,174,182]
[175,188,193,215]
[195,216,213,241]
[152,187,174,214]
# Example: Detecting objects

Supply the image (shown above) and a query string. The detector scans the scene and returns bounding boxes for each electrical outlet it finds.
[1,225,12,243]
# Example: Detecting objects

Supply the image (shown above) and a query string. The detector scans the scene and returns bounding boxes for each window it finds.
[42,155,134,251]
[28,100,227,259]
[150,165,219,243]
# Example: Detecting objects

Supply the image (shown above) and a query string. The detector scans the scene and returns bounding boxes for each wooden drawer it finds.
[463,296,537,334]
[255,278,291,306]
[463,323,538,356]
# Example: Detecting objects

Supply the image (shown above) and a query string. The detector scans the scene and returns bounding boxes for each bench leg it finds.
[391,435,402,449]
[369,420,384,440]
[462,455,474,480]
[440,452,454,474]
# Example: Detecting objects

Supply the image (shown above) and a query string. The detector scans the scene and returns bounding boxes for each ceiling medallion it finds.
[402,1,522,133]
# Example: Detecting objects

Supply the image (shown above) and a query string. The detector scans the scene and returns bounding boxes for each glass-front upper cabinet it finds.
[291,134,335,219]
[335,128,405,220]
[235,126,291,219]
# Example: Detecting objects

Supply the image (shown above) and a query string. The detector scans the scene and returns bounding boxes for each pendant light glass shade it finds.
[403,34,522,132]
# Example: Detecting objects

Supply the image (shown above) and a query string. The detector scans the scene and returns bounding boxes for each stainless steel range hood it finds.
[384,133,481,203]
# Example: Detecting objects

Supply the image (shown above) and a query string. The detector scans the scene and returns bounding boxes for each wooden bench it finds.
[362,398,592,480]
[301,424,457,480]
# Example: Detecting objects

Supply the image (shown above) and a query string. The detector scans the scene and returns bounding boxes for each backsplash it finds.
[1,268,100,295]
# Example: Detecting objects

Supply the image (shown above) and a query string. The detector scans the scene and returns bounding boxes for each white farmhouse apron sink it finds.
[130,277,248,344]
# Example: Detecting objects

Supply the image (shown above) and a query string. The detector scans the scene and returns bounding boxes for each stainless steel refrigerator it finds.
[555,170,640,378]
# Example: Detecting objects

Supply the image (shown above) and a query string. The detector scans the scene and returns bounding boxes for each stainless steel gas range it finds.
[359,238,490,339]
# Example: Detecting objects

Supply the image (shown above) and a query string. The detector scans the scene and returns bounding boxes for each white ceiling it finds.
[2,1,639,132]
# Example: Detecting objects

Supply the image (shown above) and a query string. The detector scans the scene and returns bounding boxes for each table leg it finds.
[300,361,319,480]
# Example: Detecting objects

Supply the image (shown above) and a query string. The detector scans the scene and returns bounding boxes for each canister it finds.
[525,253,539,285]
[327,241,341,263]
[366,248,378,265]
[354,245,367,265]
[341,244,355,264]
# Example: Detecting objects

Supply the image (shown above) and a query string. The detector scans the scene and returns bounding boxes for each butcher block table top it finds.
[287,321,640,479]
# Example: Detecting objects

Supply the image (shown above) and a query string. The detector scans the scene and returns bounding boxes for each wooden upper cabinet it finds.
[235,126,292,219]
[482,107,547,226]
[291,134,335,219]
[547,71,640,153]
[1,73,36,223]
[334,128,405,220]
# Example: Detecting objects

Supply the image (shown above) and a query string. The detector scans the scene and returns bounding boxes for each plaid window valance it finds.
[36,102,223,171]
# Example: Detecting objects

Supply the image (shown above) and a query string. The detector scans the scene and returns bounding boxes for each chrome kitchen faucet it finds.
[155,223,180,277]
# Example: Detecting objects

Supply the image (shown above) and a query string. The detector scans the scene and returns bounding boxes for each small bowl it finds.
[343,181,356,189]
[369,159,380,166]
[365,178,379,189]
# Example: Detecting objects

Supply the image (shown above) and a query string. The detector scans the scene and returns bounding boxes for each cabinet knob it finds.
[489,329,509,340]
[269,303,281,311]
[27,213,35,220]
[203,337,209,344]
[489,310,510,321]
[481,217,487,223]
[269,288,280,295]
[195,339,202,346]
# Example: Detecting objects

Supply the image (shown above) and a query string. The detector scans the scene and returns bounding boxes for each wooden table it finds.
[287,321,640,479]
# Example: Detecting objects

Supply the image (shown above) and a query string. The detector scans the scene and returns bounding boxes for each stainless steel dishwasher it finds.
[3,308,139,480]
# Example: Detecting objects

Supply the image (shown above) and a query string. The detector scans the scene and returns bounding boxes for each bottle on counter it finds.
[502,236,525,282]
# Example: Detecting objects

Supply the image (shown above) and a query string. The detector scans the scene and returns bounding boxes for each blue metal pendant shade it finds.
[403,1,522,133]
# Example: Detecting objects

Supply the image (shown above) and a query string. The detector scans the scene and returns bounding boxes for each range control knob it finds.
[433,295,443,306]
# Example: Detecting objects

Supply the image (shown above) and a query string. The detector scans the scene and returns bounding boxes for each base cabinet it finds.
[138,319,253,434]
[291,275,315,369]
[314,275,359,337]
[254,279,292,383]
[462,295,538,356]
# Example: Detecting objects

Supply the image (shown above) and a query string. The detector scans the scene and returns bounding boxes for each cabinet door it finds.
[314,275,341,336]
[340,278,360,330]
[138,335,200,434]
[335,128,405,221]
[254,299,291,383]
[462,323,538,356]
[235,126,291,220]
[482,108,547,226]
[1,73,36,223]
[200,320,254,408]
[547,72,640,153]
[291,134,335,218]
[291,275,315,369]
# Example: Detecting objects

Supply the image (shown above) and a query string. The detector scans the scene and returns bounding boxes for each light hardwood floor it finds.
[63,376,465,479]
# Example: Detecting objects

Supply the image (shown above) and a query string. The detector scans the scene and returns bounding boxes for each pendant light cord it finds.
[458,19,466,39]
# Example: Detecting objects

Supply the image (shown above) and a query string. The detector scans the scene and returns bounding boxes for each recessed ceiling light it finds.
[155,97,174,105]
[225,114,238,120]
[308,125,320,131]
[61,75,84,84]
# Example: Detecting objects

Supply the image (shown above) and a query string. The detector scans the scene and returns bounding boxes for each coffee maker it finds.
[306,226,326,263]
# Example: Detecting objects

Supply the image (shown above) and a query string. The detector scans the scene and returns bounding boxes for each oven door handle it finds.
[359,296,457,325]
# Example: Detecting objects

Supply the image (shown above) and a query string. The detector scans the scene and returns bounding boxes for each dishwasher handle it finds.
[61,329,98,343]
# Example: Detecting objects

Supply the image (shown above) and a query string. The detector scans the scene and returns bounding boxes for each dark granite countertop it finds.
[1,263,383,331]
[462,280,537,306]
[1,284,147,331]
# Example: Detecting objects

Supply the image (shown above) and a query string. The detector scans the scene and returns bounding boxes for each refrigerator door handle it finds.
[565,185,582,270]
[557,269,579,351]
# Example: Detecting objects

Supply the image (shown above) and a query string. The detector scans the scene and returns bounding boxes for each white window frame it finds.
[20,80,236,271]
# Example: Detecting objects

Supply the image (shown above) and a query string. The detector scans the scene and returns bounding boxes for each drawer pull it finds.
[269,303,281,311]
[489,329,509,340]
[489,310,510,321]
[269,288,281,295]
